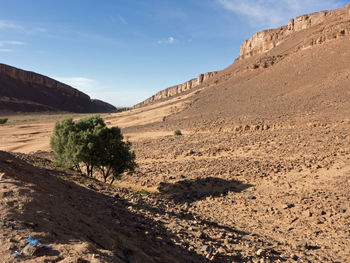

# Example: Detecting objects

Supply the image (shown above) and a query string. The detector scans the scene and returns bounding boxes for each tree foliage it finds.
[50,115,136,183]
[174,129,182,136]
[0,118,8,125]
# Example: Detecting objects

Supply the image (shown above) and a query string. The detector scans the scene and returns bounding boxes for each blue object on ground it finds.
[12,251,22,258]
[25,236,41,245]
[25,236,51,250]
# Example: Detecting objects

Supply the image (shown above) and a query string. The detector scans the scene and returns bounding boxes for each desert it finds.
[1,2,350,263]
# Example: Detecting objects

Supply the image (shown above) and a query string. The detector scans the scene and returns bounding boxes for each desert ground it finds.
[1,97,350,262]
[1,4,350,262]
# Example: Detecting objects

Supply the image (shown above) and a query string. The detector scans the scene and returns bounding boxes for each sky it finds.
[0,0,348,107]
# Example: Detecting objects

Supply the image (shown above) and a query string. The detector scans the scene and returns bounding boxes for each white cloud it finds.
[87,90,152,107]
[0,40,25,47]
[217,0,343,28]
[118,15,128,25]
[37,28,47,33]
[54,77,150,107]
[0,48,12,52]
[158,36,175,44]
[55,77,97,93]
[0,20,24,31]
[0,20,47,35]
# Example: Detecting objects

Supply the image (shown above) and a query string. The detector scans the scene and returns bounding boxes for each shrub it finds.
[137,189,150,195]
[50,115,136,183]
[0,118,8,125]
[174,129,182,136]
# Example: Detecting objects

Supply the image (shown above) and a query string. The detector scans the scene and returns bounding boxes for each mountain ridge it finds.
[0,63,116,113]
[133,3,350,109]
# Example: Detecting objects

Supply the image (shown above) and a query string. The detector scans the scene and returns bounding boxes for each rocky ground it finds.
[119,121,350,262]
[1,119,349,262]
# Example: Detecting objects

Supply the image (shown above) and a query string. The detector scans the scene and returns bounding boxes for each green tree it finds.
[50,117,78,168]
[50,115,136,182]
[75,115,106,177]
[98,126,136,184]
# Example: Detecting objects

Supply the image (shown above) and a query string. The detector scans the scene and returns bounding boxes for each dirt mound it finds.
[0,63,116,113]
[0,151,205,262]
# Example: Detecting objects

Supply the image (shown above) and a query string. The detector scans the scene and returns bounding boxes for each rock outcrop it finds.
[239,5,350,59]
[0,63,116,113]
[134,4,350,109]
[134,71,218,108]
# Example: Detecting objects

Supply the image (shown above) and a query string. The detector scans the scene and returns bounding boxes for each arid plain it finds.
[1,3,350,263]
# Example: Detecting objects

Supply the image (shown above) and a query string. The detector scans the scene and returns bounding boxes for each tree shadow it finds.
[125,181,285,263]
[158,177,252,203]
[0,151,208,263]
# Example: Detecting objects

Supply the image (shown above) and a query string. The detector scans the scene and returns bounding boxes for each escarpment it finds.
[0,63,116,113]
[134,71,218,108]
[134,4,350,109]
[239,5,350,60]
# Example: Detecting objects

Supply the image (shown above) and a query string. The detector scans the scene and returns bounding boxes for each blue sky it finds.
[0,0,347,107]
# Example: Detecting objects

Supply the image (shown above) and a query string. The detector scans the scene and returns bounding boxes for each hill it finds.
[0,63,116,113]
[133,3,350,132]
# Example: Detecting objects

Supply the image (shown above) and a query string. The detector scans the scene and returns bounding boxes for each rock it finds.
[134,72,218,108]
[296,240,308,250]
[302,210,312,217]
[290,253,299,260]
[239,7,347,60]
[76,258,90,263]
[195,231,206,239]
[248,194,256,200]
[22,243,45,257]
[256,249,265,256]
[200,245,212,253]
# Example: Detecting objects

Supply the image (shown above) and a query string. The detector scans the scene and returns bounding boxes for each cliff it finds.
[239,4,350,59]
[134,71,218,108]
[134,4,350,109]
[0,63,116,113]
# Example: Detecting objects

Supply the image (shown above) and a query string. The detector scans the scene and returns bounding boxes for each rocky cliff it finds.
[134,71,218,108]
[0,63,116,113]
[134,4,350,109]
[239,4,350,59]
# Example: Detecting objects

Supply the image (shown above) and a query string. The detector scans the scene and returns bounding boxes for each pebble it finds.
[290,253,298,261]
[256,249,265,256]
[248,194,256,200]
[200,245,212,253]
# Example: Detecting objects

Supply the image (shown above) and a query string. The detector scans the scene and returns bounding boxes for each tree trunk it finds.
[110,177,115,185]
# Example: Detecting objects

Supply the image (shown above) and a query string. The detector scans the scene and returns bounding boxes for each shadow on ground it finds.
[158,177,252,203]
[0,151,207,263]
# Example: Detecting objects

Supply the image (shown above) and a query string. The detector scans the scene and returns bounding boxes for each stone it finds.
[256,249,265,256]
[22,243,45,257]
[248,194,256,200]
[302,210,312,217]
[195,231,206,239]
[290,254,298,261]
[200,245,212,253]
[296,240,308,249]
[77,258,90,263]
